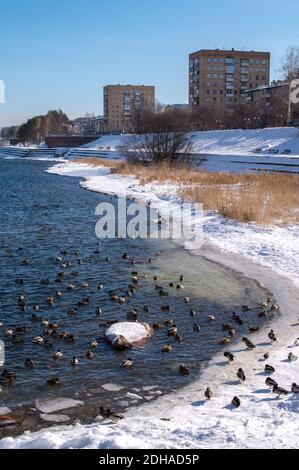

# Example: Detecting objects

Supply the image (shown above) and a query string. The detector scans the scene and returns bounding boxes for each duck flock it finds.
[0,245,298,428]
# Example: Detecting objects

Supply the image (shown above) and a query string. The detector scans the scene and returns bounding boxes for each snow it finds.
[105,322,151,345]
[101,384,124,392]
[1,148,299,449]
[83,127,299,157]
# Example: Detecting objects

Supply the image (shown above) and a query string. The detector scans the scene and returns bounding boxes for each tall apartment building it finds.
[104,85,155,132]
[189,49,270,111]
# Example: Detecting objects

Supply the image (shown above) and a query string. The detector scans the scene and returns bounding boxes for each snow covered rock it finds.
[105,322,153,350]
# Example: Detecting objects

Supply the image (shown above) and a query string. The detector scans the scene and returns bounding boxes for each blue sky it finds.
[0,0,298,127]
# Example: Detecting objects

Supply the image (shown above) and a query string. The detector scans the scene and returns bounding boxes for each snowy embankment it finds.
[1,161,298,449]
[84,127,299,157]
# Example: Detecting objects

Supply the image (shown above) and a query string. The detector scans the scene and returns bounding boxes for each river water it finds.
[0,158,277,436]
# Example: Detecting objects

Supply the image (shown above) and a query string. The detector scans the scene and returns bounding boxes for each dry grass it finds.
[74,158,299,225]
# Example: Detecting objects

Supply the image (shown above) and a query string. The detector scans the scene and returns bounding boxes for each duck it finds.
[265,377,278,389]
[0,320,3,328]
[291,383,299,394]
[190,309,197,317]
[207,315,215,322]
[1,370,16,384]
[11,335,24,345]
[184,297,190,303]
[68,308,78,316]
[288,353,298,362]
[232,313,244,326]
[161,305,170,312]
[96,307,103,316]
[271,304,279,311]
[232,396,241,408]
[118,297,126,305]
[122,358,134,368]
[162,344,173,353]
[249,326,260,333]
[152,323,164,330]
[164,318,173,327]
[64,334,75,344]
[25,358,35,369]
[224,351,235,362]
[176,285,185,290]
[159,290,169,298]
[81,282,89,288]
[31,313,42,322]
[56,290,63,298]
[47,297,54,307]
[222,324,234,331]
[67,284,76,291]
[33,304,40,311]
[258,311,267,318]
[175,334,183,343]
[71,357,79,367]
[5,329,14,337]
[52,350,63,360]
[268,330,277,342]
[169,282,175,288]
[47,378,60,386]
[180,275,185,282]
[237,368,246,382]
[143,306,150,313]
[122,252,129,260]
[242,337,256,350]
[193,323,201,332]
[78,298,90,307]
[168,326,178,337]
[179,365,190,376]
[265,364,275,374]
[41,319,49,326]
[204,388,213,400]
[33,336,44,345]
[263,353,270,360]
[87,351,94,360]
[90,340,99,349]
[219,337,231,346]
[15,325,29,333]
[272,384,288,398]
[228,329,236,337]
[98,283,104,290]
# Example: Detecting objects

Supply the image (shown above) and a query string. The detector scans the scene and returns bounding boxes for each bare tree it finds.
[281,46,299,81]
[126,108,192,163]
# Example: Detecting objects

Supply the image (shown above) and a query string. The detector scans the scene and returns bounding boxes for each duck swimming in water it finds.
[52,350,63,360]
[87,351,94,360]
[179,365,190,376]
[162,344,173,353]
[25,358,35,369]
[122,358,134,368]
[71,357,79,367]
[47,378,60,386]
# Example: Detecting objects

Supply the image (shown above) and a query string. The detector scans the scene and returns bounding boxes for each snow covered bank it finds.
[1,160,298,449]
[84,127,299,158]
[47,162,299,288]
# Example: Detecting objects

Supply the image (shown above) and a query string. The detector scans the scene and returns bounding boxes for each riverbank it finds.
[0,159,298,449]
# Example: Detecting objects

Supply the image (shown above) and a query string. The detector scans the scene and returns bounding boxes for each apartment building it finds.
[189,49,270,111]
[104,85,155,132]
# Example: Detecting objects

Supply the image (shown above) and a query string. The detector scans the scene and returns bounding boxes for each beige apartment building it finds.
[189,49,270,111]
[104,85,155,132]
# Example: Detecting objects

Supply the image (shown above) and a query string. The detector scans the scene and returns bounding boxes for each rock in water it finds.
[105,322,153,350]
